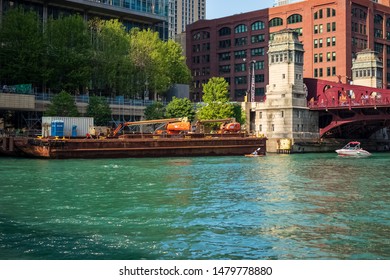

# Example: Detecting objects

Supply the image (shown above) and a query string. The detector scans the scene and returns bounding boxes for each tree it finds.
[163,40,192,85]
[144,101,166,120]
[201,77,230,103]
[165,97,196,122]
[129,29,191,100]
[45,91,80,117]
[196,77,235,122]
[86,96,112,126]
[90,19,132,96]
[0,8,44,86]
[45,15,92,92]
[232,103,246,125]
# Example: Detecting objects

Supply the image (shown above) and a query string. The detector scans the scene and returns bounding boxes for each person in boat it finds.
[252,147,262,155]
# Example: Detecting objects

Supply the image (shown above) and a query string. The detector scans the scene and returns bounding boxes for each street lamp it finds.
[243,58,256,102]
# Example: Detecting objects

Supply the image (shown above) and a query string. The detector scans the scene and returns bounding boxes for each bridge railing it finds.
[308,95,390,109]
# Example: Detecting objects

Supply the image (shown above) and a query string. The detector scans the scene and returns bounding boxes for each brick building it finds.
[186,0,390,102]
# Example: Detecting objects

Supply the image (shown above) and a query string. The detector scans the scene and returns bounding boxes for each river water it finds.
[0,153,389,260]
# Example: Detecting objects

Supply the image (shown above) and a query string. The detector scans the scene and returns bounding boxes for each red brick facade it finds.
[186,0,390,102]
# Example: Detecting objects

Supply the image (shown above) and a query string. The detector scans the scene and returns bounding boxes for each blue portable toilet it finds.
[51,120,64,137]
[71,125,77,137]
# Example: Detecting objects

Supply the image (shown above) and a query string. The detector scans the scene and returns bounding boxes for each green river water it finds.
[0,153,389,259]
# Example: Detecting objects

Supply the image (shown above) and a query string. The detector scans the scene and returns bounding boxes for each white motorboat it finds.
[335,141,371,157]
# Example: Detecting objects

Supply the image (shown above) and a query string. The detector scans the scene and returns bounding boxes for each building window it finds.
[251,21,265,30]
[327,52,331,62]
[234,76,247,85]
[332,67,336,76]
[314,9,323,20]
[287,14,302,24]
[314,54,318,63]
[234,89,247,98]
[375,28,383,38]
[314,25,318,34]
[374,14,383,25]
[332,52,336,61]
[219,39,231,49]
[251,34,265,44]
[218,52,231,61]
[255,74,265,83]
[375,43,384,53]
[332,36,336,46]
[235,24,247,34]
[319,53,323,62]
[251,47,265,57]
[219,65,231,74]
[319,38,323,48]
[269,17,283,27]
[327,8,336,17]
[326,37,331,47]
[319,68,323,77]
[234,50,247,59]
[193,32,201,40]
[327,67,331,76]
[234,63,246,72]
[314,68,318,77]
[332,22,336,31]
[254,61,265,70]
[314,39,318,48]
[219,27,231,36]
[235,37,247,46]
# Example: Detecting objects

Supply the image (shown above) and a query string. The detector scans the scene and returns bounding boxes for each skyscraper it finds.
[168,0,206,39]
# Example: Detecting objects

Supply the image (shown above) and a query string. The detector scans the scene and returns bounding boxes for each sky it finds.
[206,0,300,19]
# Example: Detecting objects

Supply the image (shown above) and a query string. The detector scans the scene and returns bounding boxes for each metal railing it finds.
[34,93,165,107]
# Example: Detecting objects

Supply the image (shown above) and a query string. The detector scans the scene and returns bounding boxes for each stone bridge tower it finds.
[351,49,383,88]
[251,29,319,152]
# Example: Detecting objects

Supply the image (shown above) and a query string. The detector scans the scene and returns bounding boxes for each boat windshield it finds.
[344,142,361,149]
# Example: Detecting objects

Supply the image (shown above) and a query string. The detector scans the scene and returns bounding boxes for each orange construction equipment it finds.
[165,121,191,134]
[220,122,241,132]
[111,118,189,137]
[195,118,241,133]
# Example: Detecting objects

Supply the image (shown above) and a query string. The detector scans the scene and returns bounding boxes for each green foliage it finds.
[129,29,191,99]
[232,103,246,124]
[45,15,92,92]
[90,19,132,96]
[197,77,235,122]
[0,11,191,99]
[165,97,196,122]
[0,8,44,85]
[201,77,230,103]
[144,101,166,120]
[45,91,80,117]
[86,96,112,126]
[163,40,192,85]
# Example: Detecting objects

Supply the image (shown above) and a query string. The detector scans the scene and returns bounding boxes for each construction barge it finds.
[0,118,266,159]
[0,134,266,159]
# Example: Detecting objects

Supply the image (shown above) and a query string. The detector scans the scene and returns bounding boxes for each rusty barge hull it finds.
[8,134,267,159]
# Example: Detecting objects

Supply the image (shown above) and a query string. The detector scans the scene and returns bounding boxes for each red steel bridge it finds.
[304,78,390,139]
